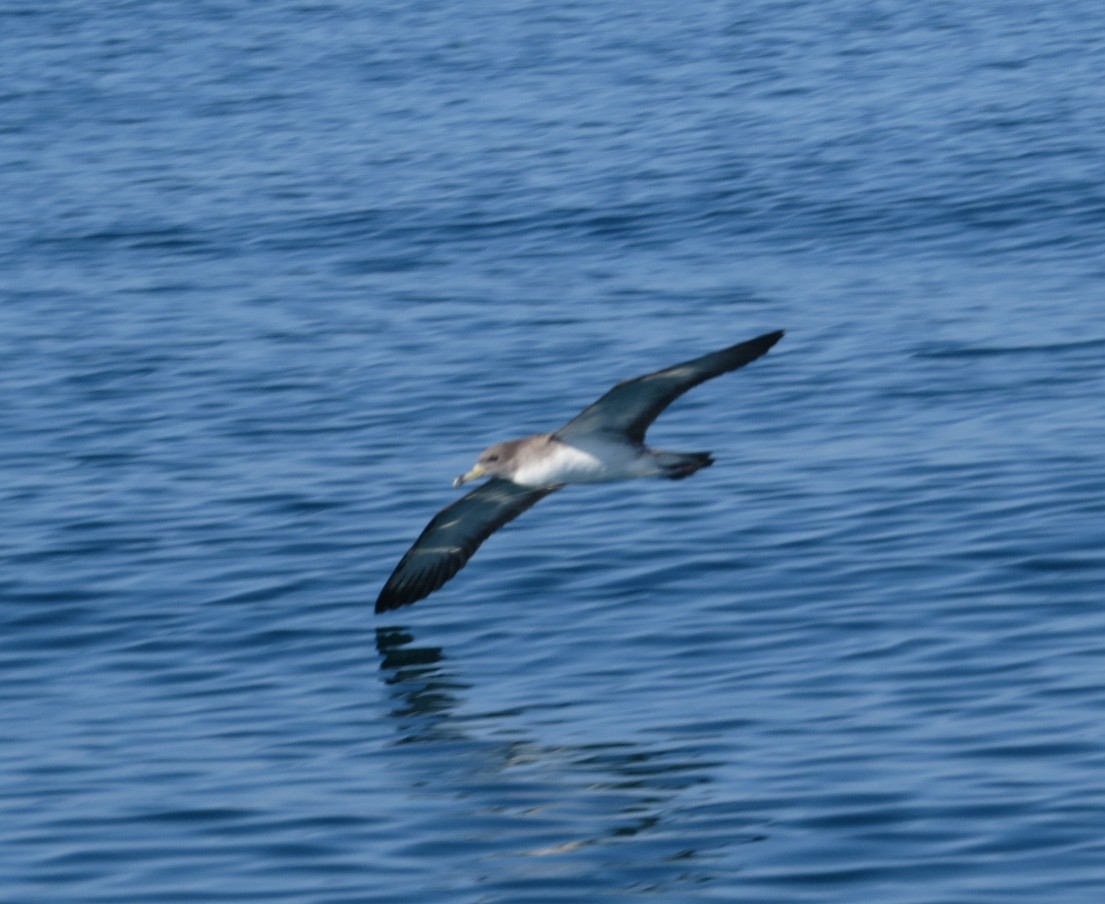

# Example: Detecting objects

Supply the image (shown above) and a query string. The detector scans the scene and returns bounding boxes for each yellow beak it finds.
[453,463,486,488]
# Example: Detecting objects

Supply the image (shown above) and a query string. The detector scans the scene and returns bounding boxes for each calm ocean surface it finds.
[3,1,1105,901]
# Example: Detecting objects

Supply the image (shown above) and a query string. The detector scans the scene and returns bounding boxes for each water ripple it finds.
[5,0,1105,901]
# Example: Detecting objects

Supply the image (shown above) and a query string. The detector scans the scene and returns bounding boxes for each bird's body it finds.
[376,330,784,612]
[492,433,677,487]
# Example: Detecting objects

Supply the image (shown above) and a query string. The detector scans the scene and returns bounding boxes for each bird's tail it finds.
[655,451,714,480]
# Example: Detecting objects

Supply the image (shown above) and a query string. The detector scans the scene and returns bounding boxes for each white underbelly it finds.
[511,438,657,487]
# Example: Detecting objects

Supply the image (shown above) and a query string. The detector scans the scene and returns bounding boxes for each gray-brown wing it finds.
[375,477,560,612]
[555,330,783,445]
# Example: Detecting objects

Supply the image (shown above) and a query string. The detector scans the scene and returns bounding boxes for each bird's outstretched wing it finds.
[376,478,560,612]
[555,330,783,444]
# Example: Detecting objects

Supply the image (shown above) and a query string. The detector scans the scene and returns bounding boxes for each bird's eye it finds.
[487,455,499,462]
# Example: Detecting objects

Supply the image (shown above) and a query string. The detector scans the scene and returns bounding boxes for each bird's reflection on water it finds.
[374,626,765,888]
[375,626,466,732]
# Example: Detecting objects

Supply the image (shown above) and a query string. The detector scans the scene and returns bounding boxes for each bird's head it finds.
[454,440,521,487]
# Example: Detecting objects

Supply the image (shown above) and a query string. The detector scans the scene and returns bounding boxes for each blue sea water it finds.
[3,1,1105,901]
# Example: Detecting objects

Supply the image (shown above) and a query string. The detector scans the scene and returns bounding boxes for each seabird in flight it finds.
[376,329,784,612]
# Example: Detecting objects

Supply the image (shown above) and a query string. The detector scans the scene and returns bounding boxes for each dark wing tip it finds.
[756,328,785,349]
[730,329,784,368]
[374,554,460,613]
[375,589,405,614]
[374,581,435,614]
[375,582,415,613]
[375,575,416,613]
